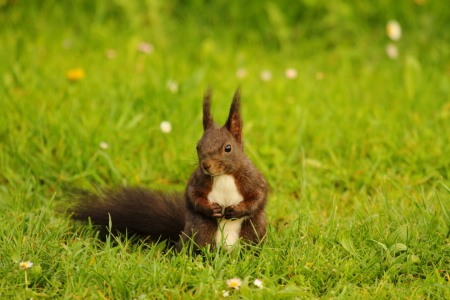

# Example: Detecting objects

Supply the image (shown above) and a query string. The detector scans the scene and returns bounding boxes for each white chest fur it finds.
[207,175,244,248]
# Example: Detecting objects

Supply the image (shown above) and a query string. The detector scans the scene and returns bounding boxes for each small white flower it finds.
[226,278,242,290]
[222,290,230,297]
[385,43,399,59]
[166,80,179,93]
[253,278,263,288]
[137,42,154,54]
[387,20,401,41]
[99,142,109,149]
[260,70,272,81]
[160,121,172,133]
[236,68,247,79]
[285,68,297,79]
[19,261,33,270]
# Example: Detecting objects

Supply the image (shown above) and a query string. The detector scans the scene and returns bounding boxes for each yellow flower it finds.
[106,49,117,59]
[386,20,402,41]
[316,72,324,80]
[66,68,85,82]
[236,68,247,79]
[226,278,242,290]
[19,261,33,270]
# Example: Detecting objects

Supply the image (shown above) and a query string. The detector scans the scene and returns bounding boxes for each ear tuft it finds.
[225,87,243,144]
[203,87,214,131]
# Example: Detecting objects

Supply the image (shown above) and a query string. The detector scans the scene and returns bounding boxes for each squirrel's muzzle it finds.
[201,160,221,176]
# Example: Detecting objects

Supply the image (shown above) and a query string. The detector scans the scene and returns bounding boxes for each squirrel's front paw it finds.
[211,203,223,218]
[224,205,243,220]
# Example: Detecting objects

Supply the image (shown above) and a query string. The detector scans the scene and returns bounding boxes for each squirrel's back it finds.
[72,187,185,242]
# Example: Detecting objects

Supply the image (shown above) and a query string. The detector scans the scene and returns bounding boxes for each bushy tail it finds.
[71,187,186,242]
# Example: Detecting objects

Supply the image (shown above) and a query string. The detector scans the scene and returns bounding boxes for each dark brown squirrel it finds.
[72,88,268,251]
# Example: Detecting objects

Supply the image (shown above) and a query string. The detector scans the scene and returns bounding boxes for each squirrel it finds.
[72,88,268,251]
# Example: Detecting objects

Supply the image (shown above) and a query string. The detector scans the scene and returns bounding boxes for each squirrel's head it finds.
[196,88,246,177]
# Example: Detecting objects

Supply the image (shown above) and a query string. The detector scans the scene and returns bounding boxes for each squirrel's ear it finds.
[225,87,243,145]
[203,87,214,131]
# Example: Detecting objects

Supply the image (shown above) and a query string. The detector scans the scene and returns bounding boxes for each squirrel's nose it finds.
[202,162,211,171]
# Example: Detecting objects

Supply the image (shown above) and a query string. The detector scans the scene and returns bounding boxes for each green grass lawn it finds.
[1,0,450,299]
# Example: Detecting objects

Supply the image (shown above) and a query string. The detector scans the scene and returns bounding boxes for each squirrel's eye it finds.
[225,144,232,152]
[196,146,199,151]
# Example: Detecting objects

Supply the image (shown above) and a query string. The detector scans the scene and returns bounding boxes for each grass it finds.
[1,0,450,298]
